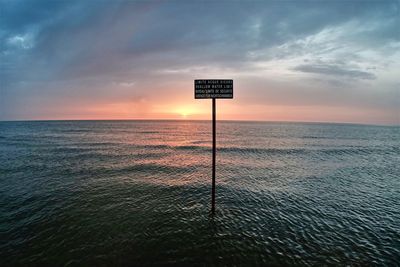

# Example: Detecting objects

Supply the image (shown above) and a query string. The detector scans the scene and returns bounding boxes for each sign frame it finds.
[194,79,233,99]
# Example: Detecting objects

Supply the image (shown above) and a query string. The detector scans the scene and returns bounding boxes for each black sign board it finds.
[194,79,233,99]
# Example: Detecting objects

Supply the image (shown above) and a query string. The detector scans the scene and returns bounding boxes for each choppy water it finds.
[0,120,399,266]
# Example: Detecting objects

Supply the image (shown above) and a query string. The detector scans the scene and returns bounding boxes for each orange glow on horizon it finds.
[26,95,397,126]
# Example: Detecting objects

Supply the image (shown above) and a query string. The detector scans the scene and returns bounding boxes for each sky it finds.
[0,0,399,125]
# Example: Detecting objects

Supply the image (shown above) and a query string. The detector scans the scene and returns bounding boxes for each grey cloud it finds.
[0,0,399,122]
[2,0,398,80]
[238,76,399,111]
[293,64,376,80]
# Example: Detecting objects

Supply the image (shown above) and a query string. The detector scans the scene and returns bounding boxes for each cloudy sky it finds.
[1,0,399,125]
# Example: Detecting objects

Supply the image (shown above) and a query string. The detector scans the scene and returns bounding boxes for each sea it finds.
[0,120,399,266]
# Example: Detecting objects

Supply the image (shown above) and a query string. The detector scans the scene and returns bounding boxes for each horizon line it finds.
[0,118,398,127]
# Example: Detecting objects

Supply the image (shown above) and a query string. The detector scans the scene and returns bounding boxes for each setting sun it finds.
[174,106,197,118]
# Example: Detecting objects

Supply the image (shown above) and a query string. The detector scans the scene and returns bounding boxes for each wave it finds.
[219,147,306,154]
[135,144,172,150]
[114,163,195,175]
[175,145,208,151]
[301,135,330,139]
[74,163,200,177]
[117,144,398,156]
[56,129,93,133]
[137,131,160,134]
[66,142,119,147]
[190,140,209,145]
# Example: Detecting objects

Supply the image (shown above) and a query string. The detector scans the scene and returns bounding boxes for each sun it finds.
[175,106,196,118]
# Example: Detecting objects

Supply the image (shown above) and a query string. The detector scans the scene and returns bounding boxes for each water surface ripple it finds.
[0,121,399,266]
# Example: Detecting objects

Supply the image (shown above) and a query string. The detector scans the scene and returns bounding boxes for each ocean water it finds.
[0,120,399,266]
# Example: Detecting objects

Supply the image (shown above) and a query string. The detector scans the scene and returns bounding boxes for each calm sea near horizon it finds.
[0,120,399,266]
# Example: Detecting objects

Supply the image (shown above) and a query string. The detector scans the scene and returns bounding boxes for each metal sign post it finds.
[194,79,233,214]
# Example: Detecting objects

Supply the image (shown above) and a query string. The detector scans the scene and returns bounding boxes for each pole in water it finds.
[212,98,216,214]
[194,79,233,214]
